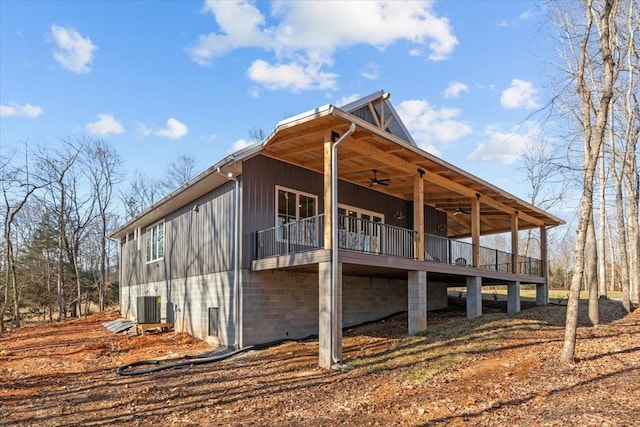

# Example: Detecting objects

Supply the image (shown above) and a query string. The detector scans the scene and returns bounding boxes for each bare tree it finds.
[618,0,640,305]
[161,154,198,192]
[249,126,267,143]
[64,165,96,317]
[121,170,163,220]
[1,145,45,331]
[36,141,81,320]
[550,0,617,364]
[519,138,568,257]
[84,139,122,311]
[122,154,199,220]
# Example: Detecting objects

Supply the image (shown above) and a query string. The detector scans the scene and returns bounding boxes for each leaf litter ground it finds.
[0,298,638,426]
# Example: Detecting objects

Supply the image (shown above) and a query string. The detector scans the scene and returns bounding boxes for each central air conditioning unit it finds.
[137,296,161,324]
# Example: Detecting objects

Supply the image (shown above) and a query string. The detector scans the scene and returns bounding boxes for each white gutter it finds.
[217,167,242,348]
[330,122,356,365]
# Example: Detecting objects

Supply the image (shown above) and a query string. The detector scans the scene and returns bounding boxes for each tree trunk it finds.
[100,215,107,311]
[597,134,608,298]
[0,235,9,333]
[560,0,616,364]
[587,214,599,325]
[73,248,82,317]
[46,250,52,323]
[612,156,631,312]
[561,192,591,363]
[57,186,65,320]
[9,238,20,327]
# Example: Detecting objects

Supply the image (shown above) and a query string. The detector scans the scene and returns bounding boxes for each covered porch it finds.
[257,92,563,368]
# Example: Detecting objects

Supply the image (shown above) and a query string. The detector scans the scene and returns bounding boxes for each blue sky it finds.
[1,0,554,205]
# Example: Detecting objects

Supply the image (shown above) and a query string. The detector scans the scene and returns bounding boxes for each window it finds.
[146,222,164,262]
[276,186,318,244]
[338,204,384,253]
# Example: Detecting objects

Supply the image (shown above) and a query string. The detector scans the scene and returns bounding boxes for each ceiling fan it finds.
[368,169,390,187]
[453,205,469,216]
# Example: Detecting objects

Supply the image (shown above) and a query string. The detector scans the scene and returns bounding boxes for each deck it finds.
[253,214,545,285]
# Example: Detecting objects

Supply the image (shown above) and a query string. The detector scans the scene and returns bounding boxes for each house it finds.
[112,91,564,368]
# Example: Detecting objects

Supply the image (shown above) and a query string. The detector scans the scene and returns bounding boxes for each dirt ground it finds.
[1,301,638,427]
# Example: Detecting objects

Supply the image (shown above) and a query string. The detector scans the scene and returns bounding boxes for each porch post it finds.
[466,276,482,319]
[507,281,521,313]
[471,195,480,267]
[323,137,333,250]
[413,171,425,261]
[408,271,427,333]
[319,135,333,369]
[511,213,519,274]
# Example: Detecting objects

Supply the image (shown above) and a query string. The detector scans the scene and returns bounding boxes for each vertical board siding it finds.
[242,155,412,268]
[165,180,235,280]
[122,180,236,287]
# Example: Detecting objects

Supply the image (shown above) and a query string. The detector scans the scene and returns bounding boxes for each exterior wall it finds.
[120,270,237,346]
[241,269,407,346]
[119,181,235,288]
[119,180,238,345]
[427,282,449,311]
[242,154,414,268]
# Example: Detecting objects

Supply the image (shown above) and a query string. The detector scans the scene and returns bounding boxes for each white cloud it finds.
[444,81,469,98]
[467,122,540,165]
[247,59,337,91]
[229,138,251,153]
[361,63,379,80]
[501,79,540,109]
[135,122,153,137]
[396,99,473,148]
[336,93,361,107]
[155,118,188,140]
[50,24,97,74]
[248,86,261,98]
[85,114,124,135]
[189,1,457,91]
[0,102,42,118]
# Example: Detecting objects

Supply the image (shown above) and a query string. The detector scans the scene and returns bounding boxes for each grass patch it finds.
[350,309,552,382]
[350,299,627,383]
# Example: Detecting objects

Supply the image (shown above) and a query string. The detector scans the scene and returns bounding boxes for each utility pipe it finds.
[330,122,356,365]
[217,167,241,348]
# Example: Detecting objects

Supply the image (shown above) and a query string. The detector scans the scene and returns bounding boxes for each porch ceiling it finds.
[262,108,563,238]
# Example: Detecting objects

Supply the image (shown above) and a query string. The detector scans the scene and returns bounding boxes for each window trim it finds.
[145,221,165,263]
[338,203,385,223]
[275,186,319,243]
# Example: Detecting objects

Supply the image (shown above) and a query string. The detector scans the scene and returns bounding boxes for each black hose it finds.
[115,311,406,376]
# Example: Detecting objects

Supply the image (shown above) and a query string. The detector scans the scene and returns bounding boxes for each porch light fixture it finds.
[193,204,199,213]
[393,211,405,220]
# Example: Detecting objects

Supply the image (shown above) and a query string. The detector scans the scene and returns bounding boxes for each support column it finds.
[323,137,333,250]
[536,283,548,306]
[408,271,427,333]
[466,276,482,319]
[413,172,424,261]
[507,281,521,314]
[511,213,519,274]
[318,261,342,368]
[471,195,480,267]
